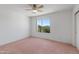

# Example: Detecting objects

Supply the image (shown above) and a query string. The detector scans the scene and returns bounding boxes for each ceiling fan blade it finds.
[38,5,43,8]
[32,4,37,10]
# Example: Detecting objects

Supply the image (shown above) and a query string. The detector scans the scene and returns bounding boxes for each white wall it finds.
[30,9,73,44]
[0,7,30,45]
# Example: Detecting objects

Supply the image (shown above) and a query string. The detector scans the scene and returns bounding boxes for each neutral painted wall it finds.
[30,9,73,44]
[0,8,30,45]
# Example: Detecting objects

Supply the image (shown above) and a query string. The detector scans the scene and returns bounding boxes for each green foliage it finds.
[38,25,50,33]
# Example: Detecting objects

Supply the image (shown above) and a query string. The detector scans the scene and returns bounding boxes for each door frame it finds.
[74,10,79,47]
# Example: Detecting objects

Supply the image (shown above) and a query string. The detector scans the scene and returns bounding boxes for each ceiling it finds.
[0,4,74,16]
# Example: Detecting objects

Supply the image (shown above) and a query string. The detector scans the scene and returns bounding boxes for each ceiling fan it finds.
[25,4,44,13]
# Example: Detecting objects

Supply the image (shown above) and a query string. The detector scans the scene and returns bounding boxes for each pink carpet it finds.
[0,37,78,54]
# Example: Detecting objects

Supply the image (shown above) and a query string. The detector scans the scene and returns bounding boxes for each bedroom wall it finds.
[30,9,73,44]
[0,6,30,45]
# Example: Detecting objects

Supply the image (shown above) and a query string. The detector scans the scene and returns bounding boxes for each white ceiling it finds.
[0,4,74,16]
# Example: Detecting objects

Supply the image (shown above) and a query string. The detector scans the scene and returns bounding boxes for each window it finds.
[37,18,50,33]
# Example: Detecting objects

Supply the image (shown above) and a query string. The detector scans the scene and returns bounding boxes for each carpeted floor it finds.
[0,37,78,54]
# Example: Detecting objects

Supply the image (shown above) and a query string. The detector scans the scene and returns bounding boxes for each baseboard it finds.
[0,36,31,47]
[31,36,73,46]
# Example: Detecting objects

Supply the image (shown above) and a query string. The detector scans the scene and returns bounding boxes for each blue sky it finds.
[37,19,50,26]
